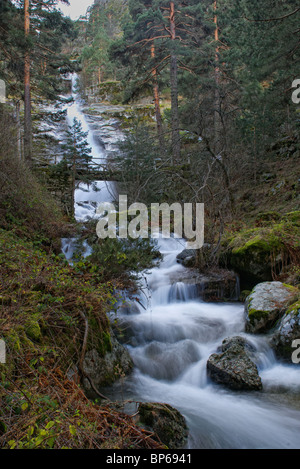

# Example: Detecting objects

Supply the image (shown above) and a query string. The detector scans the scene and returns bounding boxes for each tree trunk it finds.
[71,148,76,219]
[169,2,180,164]
[15,101,22,160]
[150,43,165,153]
[214,0,221,155]
[24,0,32,163]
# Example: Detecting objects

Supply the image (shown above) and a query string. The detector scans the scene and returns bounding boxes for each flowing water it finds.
[62,75,300,449]
[67,74,117,221]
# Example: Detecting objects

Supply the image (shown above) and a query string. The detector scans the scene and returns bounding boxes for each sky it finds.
[59,0,95,20]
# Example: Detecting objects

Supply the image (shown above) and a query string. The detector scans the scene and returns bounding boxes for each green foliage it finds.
[79,0,129,87]
[90,237,161,280]
[71,220,162,282]
[0,0,76,102]
[49,118,93,217]
[0,107,67,248]
[114,124,166,204]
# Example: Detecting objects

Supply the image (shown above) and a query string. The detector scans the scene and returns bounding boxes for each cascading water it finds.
[62,74,300,449]
[112,237,300,449]
[66,74,117,222]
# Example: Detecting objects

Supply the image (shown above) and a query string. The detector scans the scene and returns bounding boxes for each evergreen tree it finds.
[111,0,203,163]
[79,0,129,87]
[52,118,93,217]
[0,0,75,163]
[62,118,93,218]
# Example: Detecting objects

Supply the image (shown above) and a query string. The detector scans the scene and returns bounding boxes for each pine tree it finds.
[60,118,93,218]
[0,0,75,163]
[111,0,202,163]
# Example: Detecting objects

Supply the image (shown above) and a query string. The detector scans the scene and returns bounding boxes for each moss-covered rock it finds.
[221,212,300,288]
[270,300,300,360]
[82,331,133,391]
[138,403,188,449]
[245,282,299,334]
[25,318,42,342]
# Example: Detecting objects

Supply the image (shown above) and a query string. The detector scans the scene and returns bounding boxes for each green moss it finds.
[6,329,22,353]
[285,301,300,316]
[231,232,283,255]
[102,331,112,354]
[239,290,252,302]
[248,307,269,322]
[222,210,300,284]
[25,318,42,342]
[282,211,300,226]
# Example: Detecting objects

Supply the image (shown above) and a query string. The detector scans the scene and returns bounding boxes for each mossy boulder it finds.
[82,331,133,391]
[207,336,262,391]
[223,229,283,286]
[221,212,300,288]
[138,403,188,449]
[25,318,42,342]
[270,301,300,360]
[245,282,299,334]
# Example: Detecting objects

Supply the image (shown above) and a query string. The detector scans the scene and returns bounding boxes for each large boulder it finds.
[245,282,298,334]
[270,301,300,360]
[83,331,133,391]
[137,402,188,449]
[207,336,263,391]
[220,212,300,290]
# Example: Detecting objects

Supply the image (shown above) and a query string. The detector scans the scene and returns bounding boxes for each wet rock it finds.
[169,268,239,302]
[245,282,298,334]
[117,300,140,316]
[137,402,188,449]
[176,249,197,268]
[270,301,300,360]
[133,340,201,381]
[207,336,262,391]
[83,331,133,391]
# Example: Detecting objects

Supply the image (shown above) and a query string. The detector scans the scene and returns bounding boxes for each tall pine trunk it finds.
[71,147,76,219]
[15,101,22,160]
[169,1,180,164]
[214,0,221,155]
[24,0,32,163]
[150,43,165,153]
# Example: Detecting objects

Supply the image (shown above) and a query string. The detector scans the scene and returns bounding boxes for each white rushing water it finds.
[112,238,300,449]
[62,74,300,449]
[66,74,117,222]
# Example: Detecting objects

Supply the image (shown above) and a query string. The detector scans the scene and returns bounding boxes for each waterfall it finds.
[66,73,117,222]
[62,74,300,450]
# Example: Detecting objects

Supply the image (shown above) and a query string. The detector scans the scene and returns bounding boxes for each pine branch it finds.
[244,7,300,22]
